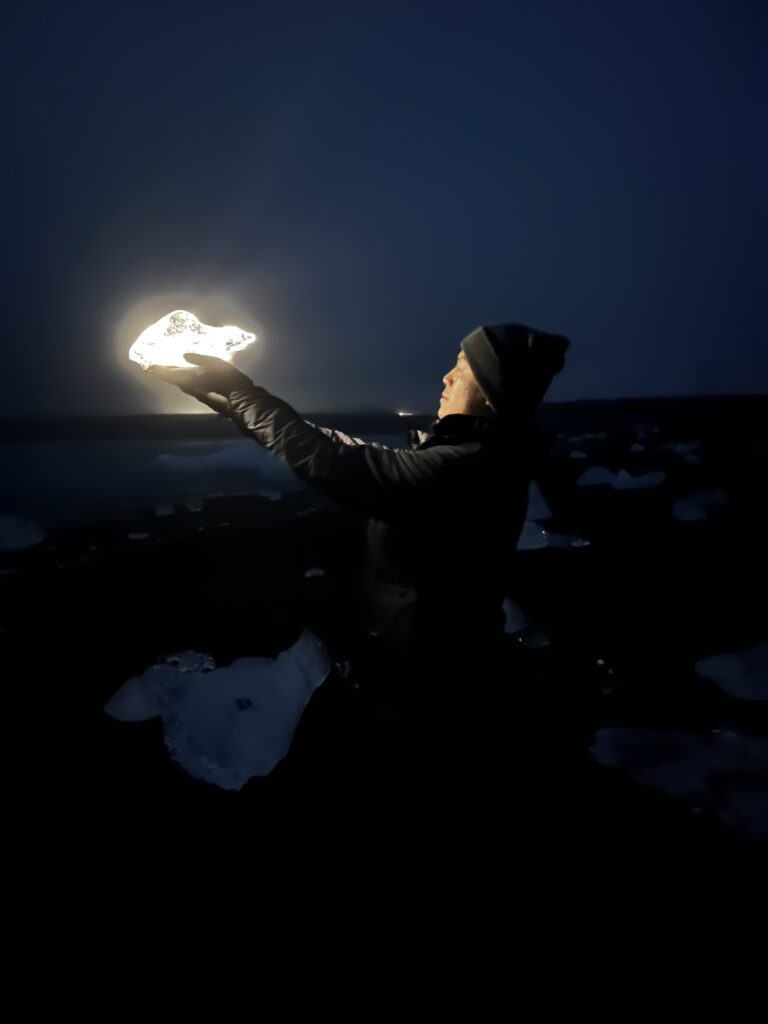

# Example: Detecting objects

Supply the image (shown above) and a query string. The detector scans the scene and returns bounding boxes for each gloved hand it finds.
[147,353,254,416]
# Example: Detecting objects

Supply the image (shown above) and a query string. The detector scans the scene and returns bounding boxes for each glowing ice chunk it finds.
[129,309,256,370]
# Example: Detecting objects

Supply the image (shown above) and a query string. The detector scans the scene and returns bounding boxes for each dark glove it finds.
[147,353,254,416]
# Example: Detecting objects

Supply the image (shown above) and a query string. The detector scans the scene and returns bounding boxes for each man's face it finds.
[438,349,492,418]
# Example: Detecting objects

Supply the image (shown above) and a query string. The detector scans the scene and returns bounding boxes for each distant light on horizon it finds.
[397,410,415,417]
[129,309,256,370]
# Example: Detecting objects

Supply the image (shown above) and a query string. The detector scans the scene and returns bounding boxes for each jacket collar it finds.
[430,413,503,442]
[408,413,554,466]
[407,414,496,449]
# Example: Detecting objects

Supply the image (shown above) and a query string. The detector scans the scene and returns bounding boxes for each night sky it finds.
[3,0,765,417]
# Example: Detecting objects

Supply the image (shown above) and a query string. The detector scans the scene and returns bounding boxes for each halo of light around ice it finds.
[129,309,256,370]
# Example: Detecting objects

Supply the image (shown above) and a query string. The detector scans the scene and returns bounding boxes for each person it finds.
[147,323,569,708]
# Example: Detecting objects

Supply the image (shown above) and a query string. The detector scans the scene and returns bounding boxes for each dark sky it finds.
[2,0,765,416]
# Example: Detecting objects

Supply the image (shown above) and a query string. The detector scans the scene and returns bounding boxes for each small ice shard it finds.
[526,481,552,521]
[517,522,549,550]
[0,514,45,552]
[502,598,528,634]
[516,627,551,649]
[570,450,588,459]
[258,489,282,501]
[672,488,729,522]
[590,727,768,840]
[630,443,645,453]
[577,467,665,490]
[105,631,331,788]
[128,532,149,541]
[577,466,615,487]
[613,469,666,490]
[155,501,175,517]
[541,530,588,549]
[181,495,204,512]
[695,642,768,701]
[129,309,256,370]
[304,567,325,578]
[517,521,590,551]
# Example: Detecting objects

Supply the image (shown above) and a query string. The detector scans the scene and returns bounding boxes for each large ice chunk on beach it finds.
[105,629,331,788]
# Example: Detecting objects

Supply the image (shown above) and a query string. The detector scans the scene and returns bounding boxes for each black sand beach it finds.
[2,396,766,888]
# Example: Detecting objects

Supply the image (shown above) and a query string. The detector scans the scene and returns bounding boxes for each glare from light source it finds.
[397,410,415,417]
[129,309,256,370]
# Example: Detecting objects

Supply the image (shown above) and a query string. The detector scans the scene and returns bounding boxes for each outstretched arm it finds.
[303,423,367,447]
[145,353,480,523]
[226,382,472,523]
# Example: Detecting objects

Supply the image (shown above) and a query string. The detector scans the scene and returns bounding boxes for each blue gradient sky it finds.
[2,0,765,415]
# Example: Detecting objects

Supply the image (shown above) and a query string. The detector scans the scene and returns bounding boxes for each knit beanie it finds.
[461,323,570,419]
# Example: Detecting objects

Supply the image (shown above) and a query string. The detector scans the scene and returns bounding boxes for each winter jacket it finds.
[223,383,553,663]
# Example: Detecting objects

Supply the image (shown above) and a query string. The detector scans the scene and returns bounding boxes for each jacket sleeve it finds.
[226,384,478,523]
[302,421,366,447]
